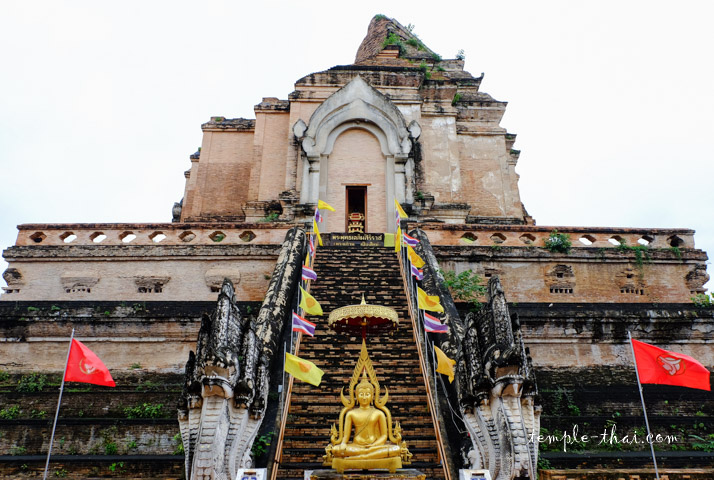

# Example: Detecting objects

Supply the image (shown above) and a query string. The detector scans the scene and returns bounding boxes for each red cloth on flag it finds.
[64,339,116,387]
[631,338,710,391]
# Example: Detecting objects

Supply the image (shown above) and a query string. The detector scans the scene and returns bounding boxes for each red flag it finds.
[64,339,116,387]
[631,338,710,391]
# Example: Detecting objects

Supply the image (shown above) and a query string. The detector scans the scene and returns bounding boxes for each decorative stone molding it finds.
[134,274,170,294]
[2,268,23,287]
[204,268,241,293]
[686,264,710,294]
[300,76,415,159]
[545,264,575,294]
[615,268,646,295]
[60,272,99,294]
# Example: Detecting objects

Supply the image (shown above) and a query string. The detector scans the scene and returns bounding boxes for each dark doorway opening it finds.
[345,186,367,233]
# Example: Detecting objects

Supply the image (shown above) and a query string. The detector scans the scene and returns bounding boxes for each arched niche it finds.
[294,76,421,232]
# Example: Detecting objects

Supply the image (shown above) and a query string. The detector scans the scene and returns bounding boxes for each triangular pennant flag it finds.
[64,339,116,387]
[317,200,336,212]
[434,346,456,383]
[285,353,324,386]
[417,287,444,313]
[299,285,323,315]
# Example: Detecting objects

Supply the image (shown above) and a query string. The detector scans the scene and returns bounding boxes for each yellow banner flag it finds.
[417,287,444,313]
[407,245,424,268]
[285,353,324,386]
[395,226,401,252]
[434,346,456,383]
[394,199,408,219]
[299,285,323,316]
[313,219,323,246]
[317,200,336,212]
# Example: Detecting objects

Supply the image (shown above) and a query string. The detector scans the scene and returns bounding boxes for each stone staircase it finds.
[276,245,446,480]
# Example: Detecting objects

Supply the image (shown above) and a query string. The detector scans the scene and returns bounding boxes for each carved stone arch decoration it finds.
[616,267,646,296]
[294,75,421,230]
[685,264,709,294]
[545,264,575,294]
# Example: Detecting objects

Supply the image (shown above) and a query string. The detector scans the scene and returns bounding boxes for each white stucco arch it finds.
[294,75,420,232]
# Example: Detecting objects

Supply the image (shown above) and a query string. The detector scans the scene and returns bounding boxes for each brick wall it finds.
[325,128,387,233]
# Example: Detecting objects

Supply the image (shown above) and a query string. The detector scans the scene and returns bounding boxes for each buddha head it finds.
[356,375,374,407]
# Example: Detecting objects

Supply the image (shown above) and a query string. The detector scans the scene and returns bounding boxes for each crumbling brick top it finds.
[254,97,290,112]
[201,117,256,131]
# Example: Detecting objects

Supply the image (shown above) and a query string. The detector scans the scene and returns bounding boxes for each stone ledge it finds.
[3,244,282,259]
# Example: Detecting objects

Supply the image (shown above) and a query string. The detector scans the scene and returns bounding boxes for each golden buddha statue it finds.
[324,341,412,473]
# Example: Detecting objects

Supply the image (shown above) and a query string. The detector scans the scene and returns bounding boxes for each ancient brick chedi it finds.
[1,14,713,480]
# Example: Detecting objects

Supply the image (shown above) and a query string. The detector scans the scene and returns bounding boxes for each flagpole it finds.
[281,341,287,407]
[43,328,75,480]
[430,338,439,421]
[628,331,660,480]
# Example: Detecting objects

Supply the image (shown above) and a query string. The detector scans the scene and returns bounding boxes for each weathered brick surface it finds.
[277,246,445,480]
[325,129,387,234]
[0,372,185,478]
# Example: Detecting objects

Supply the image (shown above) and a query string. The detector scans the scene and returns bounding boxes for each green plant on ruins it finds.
[692,292,714,308]
[381,32,406,57]
[31,408,47,419]
[616,240,650,268]
[537,456,552,470]
[543,230,572,254]
[251,432,274,458]
[259,212,280,223]
[0,405,20,419]
[16,373,48,392]
[123,402,165,419]
[690,433,714,451]
[440,269,486,311]
[10,446,27,455]
[173,433,185,455]
[104,441,118,455]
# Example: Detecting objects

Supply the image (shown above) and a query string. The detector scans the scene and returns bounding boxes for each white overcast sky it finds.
[1,1,713,289]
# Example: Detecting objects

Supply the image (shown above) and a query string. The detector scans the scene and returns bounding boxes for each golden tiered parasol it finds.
[327,295,399,338]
